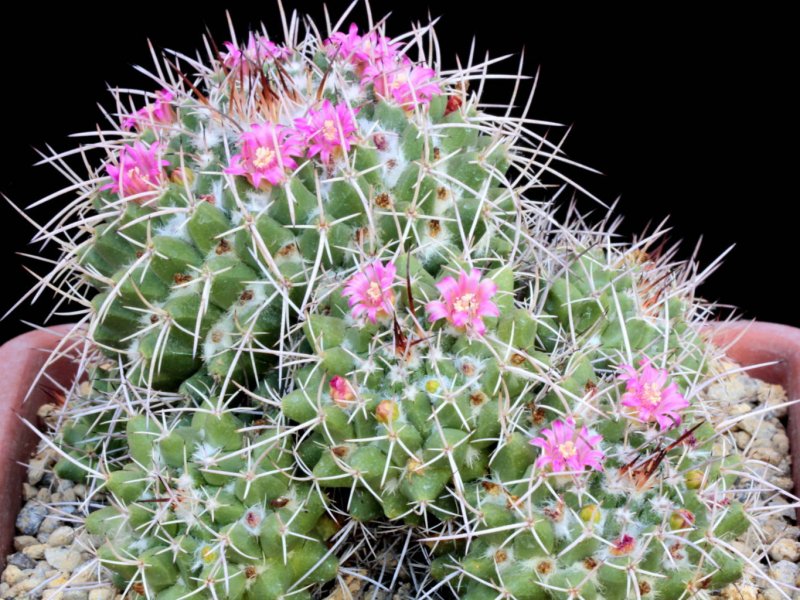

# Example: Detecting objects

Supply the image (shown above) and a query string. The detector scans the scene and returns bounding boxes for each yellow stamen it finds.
[253,146,274,169]
[367,281,383,302]
[558,440,577,459]
[453,293,478,314]
[322,119,338,142]
[642,383,662,406]
[391,72,408,90]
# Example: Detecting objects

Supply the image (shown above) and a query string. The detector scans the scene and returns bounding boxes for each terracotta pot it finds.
[1,321,798,569]
[0,325,78,569]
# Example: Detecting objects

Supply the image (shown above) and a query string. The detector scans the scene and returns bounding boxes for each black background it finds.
[0,2,795,341]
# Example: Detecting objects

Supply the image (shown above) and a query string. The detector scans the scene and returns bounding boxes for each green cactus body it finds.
[22,8,761,600]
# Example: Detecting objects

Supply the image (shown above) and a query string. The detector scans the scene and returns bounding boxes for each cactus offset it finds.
[10,4,788,600]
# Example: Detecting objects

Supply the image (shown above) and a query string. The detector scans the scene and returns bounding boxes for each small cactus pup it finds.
[8,2,788,599]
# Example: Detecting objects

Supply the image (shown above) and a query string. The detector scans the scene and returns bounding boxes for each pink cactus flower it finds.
[426,269,499,337]
[530,418,605,474]
[294,100,359,163]
[102,142,169,203]
[325,23,400,70]
[342,260,396,323]
[222,34,291,74]
[224,123,301,188]
[123,89,175,130]
[364,64,441,110]
[329,376,355,407]
[618,357,689,431]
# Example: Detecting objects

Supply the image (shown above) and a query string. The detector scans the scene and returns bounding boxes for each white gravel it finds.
[0,404,121,600]
[708,360,800,600]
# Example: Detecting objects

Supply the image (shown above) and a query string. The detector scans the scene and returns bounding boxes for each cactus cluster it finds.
[13,4,782,600]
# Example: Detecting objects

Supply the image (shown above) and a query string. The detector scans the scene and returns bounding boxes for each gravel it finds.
[707,360,800,600]
[15,503,48,537]
[7,552,37,571]
[0,403,120,600]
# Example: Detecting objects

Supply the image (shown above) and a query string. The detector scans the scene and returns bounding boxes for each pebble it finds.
[23,482,38,500]
[772,432,791,455]
[734,431,751,449]
[39,516,60,536]
[761,520,789,545]
[44,589,91,600]
[37,403,58,421]
[751,446,783,466]
[48,526,75,548]
[763,561,800,600]
[56,480,74,493]
[27,458,48,486]
[88,588,115,600]
[720,583,758,600]
[45,547,82,572]
[759,383,788,417]
[703,364,800,599]
[23,543,47,560]
[772,475,794,491]
[6,552,36,570]
[15,501,48,535]
[1,565,23,586]
[7,575,45,596]
[728,403,752,418]
[14,535,37,551]
[767,496,797,521]
[770,538,800,562]
[739,415,778,439]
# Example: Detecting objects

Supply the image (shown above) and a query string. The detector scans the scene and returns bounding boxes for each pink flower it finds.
[222,34,291,74]
[294,100,359,164]
[618,357,689,431]
[224,123,301,188]
[329,376,355,407]
[530,418,605,474]
[102,142,169,203]
[364,64,441,110]
[325,24,400,70]
[123,89,175,130]
[426,270,499,337]
[342,261,396,323]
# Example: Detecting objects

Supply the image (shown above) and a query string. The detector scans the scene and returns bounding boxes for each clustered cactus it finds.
[15,5,777,599]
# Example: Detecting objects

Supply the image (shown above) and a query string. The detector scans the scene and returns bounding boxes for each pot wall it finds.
[0,325,77,569]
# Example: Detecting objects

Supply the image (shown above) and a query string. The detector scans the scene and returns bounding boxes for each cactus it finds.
[12,4,784,599]
[87,394,338,599]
